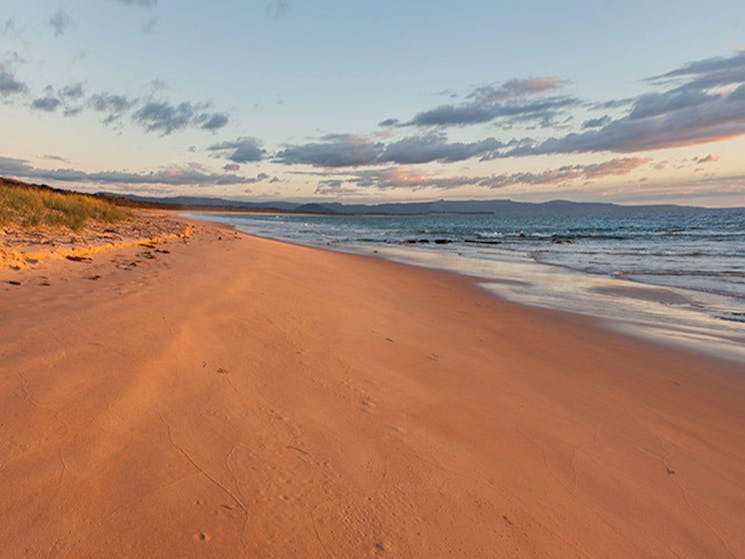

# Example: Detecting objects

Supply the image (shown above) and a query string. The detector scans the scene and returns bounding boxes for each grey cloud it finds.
[275,135,383,167]
[0,155,250,186]
[89,92,135,124]
[131,101,228,135]
[649,50,745,90]
[31,96,62,111]
[502,51,745,157]
[384,76,575,128]
[467,77,565,103]
[40,154,71,162]
[407,96,578,127]
[378,118,399,127]
[208,137,265,163]
[590,98,634,110]
[379,135,503,164]
[49,10,74,36]
[582,115,611,129]
[60,82,84,99]
[133,101,198,134]
[197,112,229,131]
[628,89,712,119]
[224,163,240,172]
[86,91,230,133]
[504,94,745,156]
[276,133,503,168]
[0,65,27,95]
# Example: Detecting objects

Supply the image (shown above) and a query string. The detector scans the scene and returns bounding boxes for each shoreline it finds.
[187,210,745,364]
[1,213,744,557]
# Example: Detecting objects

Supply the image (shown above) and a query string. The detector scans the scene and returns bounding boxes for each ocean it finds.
[192,207,745,362]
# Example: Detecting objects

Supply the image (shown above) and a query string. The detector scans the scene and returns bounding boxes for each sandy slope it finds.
[1,215,744,558]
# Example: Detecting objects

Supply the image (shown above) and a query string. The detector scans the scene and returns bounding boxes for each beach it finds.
[1,213,744,558]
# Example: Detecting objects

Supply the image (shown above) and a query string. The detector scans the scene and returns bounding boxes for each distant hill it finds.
[106,192,691,216]
[2,178,696,217]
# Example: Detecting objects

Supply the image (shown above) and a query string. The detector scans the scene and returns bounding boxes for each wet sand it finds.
[1,214,744,558]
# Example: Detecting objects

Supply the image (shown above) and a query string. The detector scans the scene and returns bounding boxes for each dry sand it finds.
[1,213,744,558]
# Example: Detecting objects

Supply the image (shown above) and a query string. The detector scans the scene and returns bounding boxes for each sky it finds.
[1,1,745,206]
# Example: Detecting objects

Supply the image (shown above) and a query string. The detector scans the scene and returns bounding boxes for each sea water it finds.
[192,207,745,362]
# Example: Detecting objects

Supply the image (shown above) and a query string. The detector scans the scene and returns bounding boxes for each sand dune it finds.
[1,215,743,558]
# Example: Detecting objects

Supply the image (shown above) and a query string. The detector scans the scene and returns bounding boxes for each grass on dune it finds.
[0,179,129,231]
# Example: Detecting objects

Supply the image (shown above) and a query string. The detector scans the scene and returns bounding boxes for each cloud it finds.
[648,50,745,91]
[467,77,566,103]
[405,96,577,127]
[275,133,504,167]
[0,65,27,96]
[0,155,251,186]
[223,163,240,172]
[316,167,481,194]
[502,86,745,156]
[31,96,62,111]
[60,82,84,99]
[696,153,720,164]
[40,154,71,163]
[112,0,157,7]
[383,76,575,128]
[132,101,229,134]
[582,115,611,129]
[89,92,136,124]
[49,10,74,36]
[315,157,651,194]
[196,112,229,131]
[208,137,266,162]
[268,0,289,17]
[275,135,383,167]
[379,134,503,164]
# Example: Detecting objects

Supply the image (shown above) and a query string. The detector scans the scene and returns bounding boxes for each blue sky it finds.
[1,0,745,205]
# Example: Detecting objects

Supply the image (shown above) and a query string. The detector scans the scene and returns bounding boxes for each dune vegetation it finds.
[0,178,128,231]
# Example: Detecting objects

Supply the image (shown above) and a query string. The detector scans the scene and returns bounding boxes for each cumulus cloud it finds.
[275,133,503,167]
[0,155,250,186]
[89,92,136,124]
[0,64,27,96]
[49,10,74,36]
[131,100,229,134]
[31,96,62,111]
[196,112,229,130]
[315,157,650,194]
[208,137,266,163]
[60,82,84,99]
